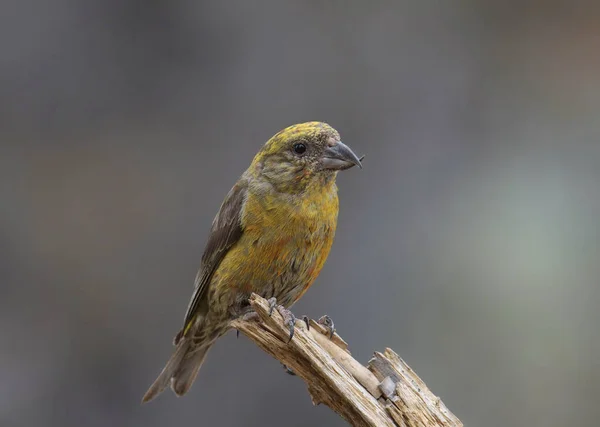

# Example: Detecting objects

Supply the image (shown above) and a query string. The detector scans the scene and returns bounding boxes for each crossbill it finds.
[142,122,362,402]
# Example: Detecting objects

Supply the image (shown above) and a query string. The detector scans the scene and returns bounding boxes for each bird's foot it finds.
[268,297,278,316]
[267,297,296,343]
[236,311,261,338]
[278,307,297,343]
[317,315,336,339]
[299,314,336,338]
[241,311,260,322]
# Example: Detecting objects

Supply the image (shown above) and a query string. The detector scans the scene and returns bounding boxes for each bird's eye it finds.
[293,143,307,155]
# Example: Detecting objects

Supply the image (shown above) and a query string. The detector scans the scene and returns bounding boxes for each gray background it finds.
[1,1,599,426]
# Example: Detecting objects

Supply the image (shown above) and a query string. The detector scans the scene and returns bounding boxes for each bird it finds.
[142,121,362,402]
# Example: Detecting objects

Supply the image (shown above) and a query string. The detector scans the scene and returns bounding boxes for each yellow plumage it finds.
[143,122,361,402]
[211,175,338,310]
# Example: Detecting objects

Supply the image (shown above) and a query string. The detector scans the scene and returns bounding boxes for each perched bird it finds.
[142,122,362,402]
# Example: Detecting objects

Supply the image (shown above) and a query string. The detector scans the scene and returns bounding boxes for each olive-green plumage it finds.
[143,122,361,402]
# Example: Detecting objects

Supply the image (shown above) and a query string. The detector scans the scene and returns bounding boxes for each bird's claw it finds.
[301,315,310,330]
[267,297,297,343]
[300,314,335,338]
[268,297,278,316]
[237,311,260,338]
[278,307,296,343]
[318,315,336,339]
[282,364,296,376]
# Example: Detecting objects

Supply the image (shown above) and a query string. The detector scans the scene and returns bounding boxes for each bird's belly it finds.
[209,222,334,315]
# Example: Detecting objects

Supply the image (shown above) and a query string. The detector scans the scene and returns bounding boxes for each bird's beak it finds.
[321,141,363,171]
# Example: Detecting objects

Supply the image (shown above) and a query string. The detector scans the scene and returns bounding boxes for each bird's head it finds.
[250,122,362,193]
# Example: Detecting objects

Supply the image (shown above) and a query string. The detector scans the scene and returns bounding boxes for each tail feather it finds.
[171,348,208,396]
[142,337,211,403]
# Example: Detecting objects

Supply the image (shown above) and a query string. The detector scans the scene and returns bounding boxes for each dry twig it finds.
[231,294,463,427]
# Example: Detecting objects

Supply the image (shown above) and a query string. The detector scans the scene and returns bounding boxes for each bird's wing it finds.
[178,181,247,340]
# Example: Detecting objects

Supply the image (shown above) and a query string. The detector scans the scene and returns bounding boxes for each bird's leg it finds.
[318,315,336,339]
[267,297,297,343]
[236,311,261,338]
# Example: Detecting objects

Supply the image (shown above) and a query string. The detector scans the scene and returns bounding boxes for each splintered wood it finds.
[231,294,463,427]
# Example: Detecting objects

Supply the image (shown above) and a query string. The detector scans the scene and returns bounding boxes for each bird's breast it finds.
[211,184,339,311]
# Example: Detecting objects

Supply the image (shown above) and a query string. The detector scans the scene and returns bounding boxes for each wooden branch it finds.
[231,294,463,427]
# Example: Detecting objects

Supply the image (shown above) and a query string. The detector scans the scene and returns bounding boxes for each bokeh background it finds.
[1,1,599,426]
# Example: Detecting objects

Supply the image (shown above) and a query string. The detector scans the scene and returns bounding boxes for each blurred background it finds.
[1,1,599,426]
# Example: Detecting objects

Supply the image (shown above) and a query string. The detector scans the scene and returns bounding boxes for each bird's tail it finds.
[142,334,214,403]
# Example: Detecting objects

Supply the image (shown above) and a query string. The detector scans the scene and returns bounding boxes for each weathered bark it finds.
[231,294,463,427]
